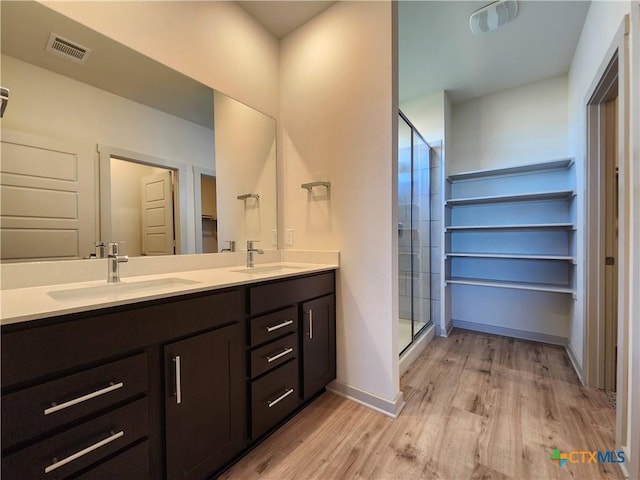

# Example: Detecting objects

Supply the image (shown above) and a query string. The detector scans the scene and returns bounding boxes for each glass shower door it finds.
[398,112,431,355]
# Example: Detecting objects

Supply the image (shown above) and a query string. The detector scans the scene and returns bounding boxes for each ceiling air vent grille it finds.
[45,33,91,64]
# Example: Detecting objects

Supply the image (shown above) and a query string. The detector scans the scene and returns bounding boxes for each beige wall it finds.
[41,1,280,118]
[280,2,400,409]
[214,91,277,250]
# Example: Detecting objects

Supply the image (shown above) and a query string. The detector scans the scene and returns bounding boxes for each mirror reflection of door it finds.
[141,171,175,256]
[110,157,177,256]
[200,175,218,253]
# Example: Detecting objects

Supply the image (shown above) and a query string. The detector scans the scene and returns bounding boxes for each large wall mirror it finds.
[0,1,277,262]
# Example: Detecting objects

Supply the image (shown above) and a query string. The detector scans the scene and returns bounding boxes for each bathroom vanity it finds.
[1,266,336,480]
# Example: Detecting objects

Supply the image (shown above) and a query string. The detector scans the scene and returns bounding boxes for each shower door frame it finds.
[398,111,432,356]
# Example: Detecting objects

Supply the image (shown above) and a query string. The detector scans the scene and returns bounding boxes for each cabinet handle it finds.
[309,309,313,340]
[267,388,294,408]
[44,430,124,473]
[266,347,294,363]
[266,319,293,332]
[173,355,182,405]
[44,382,124,416]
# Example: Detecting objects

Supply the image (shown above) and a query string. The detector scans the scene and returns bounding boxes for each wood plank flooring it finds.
[220,329,622,479]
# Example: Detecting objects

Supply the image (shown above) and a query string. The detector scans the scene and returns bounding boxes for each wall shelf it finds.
[443,159,577,342]
[446,223,574,231]
[445,190,575,206]
[447,158,573,182]
[446,252,575,261]
[446,277,574,294]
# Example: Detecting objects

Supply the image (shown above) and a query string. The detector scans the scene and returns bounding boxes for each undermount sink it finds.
[48,277,200,301]
[231,265,305,274]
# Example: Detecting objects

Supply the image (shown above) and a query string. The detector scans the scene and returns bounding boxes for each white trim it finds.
[97,144,190,254]
[193,166,216,254]
[583,17,628,389]
[452,319,566,346]
[326,381,405,419]
[565,340,584,384]
[399,323,435,376]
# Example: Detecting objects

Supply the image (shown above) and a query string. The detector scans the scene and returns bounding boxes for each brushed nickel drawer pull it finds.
[267,388,294,408]
[266,347,293,363]
[173,356,182,405]
[44,430,124,473]
[44,382,124,416]
[309,309,314,340]
[266,320,293,332]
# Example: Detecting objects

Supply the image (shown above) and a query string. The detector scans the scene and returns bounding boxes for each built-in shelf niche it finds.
[444,158,576,343]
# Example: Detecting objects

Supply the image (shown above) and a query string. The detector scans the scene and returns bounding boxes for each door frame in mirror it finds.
[193,166,216,254]
[98,144,189,255]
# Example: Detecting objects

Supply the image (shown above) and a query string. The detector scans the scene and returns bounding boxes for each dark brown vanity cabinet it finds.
[164,323,244,480]
[246,271,336,441]
[1,270,337,479]
[1,288,244,480]
[302,294,336,401]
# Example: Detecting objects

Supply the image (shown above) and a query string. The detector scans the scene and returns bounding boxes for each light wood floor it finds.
[221,329,622,480]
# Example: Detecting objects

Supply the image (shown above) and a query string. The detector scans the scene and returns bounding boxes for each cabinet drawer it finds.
[75,440,149,479]
[2,353,147,449]
[250,306,298,347]
[251,333,298,379]
[251,360,299,440]
[248,272,334,315]
[1,398,148,480]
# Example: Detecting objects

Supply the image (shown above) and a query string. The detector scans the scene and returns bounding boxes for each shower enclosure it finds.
[398,112,431,354]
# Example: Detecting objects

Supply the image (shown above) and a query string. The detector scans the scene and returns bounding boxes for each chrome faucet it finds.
[221,240,236,253]
[107,242,128,283]
[246,240,264,268]
[87,241,106,259]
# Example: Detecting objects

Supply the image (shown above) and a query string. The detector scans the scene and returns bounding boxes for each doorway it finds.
[98,145,185,256]
[586,52,619,394]
[110,158,177,256]
[200,175,218,253]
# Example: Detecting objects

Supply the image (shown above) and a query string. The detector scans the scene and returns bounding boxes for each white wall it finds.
[280,1,400,411]
[568,1,638,473]
[41,0,279,118]
[400,91,445,144]
[628,5,640,477]
[567,0,631,372]
[450,75,570,175]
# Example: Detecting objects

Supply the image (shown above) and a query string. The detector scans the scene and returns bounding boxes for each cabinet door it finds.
[164,324,244,480]
[302,294,336,400]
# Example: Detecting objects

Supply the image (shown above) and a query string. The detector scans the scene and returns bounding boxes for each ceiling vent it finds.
[470,0,518,34]
[45,33,92,64]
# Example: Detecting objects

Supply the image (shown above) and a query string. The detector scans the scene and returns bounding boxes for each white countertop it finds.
[0,262,338,326]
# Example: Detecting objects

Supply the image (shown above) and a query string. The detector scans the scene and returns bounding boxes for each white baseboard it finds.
[452,319,566,345]
[435,321,452,337]
[326,381,405,418]
[399,324,435,376]
[617,447,629,479]
[565,340,584,384]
